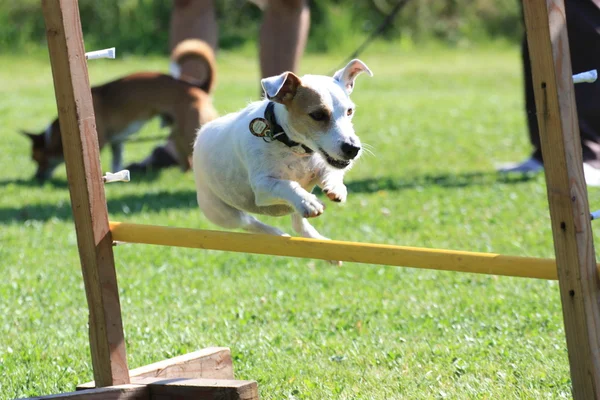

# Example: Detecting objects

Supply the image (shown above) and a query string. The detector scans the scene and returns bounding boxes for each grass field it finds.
[1,42,597,399]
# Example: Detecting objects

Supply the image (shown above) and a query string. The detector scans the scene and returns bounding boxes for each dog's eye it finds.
[347,108,354,116]
[309,110,327,121]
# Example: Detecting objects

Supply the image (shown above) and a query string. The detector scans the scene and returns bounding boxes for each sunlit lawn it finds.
[1,42,592,398]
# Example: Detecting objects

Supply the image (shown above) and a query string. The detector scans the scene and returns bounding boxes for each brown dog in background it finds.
[22,39,218,182]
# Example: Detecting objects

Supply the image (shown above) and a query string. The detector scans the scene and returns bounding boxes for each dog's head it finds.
[21,120,64,182]
[261,59,373,169]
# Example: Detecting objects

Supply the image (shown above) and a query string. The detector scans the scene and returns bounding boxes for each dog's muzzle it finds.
[341,142,361,159]
[319,147,353,169]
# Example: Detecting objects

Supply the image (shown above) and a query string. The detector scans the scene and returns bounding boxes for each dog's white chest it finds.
[282,156,319,186]
[261,146,321,188]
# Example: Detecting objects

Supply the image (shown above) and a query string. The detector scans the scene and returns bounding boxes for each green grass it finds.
[1,43,595,399]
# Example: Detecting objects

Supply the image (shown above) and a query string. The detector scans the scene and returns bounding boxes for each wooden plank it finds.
[130,347,233,380]
[108,221,564,280]
[146,378,259,400]
[41,0,129,387]
[522,0,600,398]
[78,347,234,390]
[19,385,148,400]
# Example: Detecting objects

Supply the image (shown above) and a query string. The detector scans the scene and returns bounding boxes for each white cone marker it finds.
[573,69,597,84]
[103,170,130,183]
[85,47,116,60]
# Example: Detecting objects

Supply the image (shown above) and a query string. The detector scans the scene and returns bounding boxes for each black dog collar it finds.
[260,102,314,155]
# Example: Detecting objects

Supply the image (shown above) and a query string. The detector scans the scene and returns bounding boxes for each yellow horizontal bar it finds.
[109,221,560,280]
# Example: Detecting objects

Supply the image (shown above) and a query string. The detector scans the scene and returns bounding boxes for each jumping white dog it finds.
[192,59,372,241]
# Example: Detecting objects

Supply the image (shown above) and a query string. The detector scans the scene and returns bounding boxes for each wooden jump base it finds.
[109,221,561,280]
[28,378,257,400]
[25,0,600,398]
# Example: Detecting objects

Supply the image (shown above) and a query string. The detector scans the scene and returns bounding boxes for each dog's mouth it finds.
[319,148,351,169]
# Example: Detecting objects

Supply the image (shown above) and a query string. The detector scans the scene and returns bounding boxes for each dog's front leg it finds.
[319,169,348,203]
[252,176,325,218]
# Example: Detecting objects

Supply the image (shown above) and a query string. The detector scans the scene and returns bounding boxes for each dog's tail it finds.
[170,39,217,94]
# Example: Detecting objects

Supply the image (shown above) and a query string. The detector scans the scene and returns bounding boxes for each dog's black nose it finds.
[341,142,361,159]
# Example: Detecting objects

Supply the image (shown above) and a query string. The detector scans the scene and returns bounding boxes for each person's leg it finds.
[566,0,600,185]
[496,4,544,174]
[170,0,218,83]
[259,0,310,79]
[499,0,600,180]
[566,0,600,170]
[497,38,544,174]
[521,38,543,164]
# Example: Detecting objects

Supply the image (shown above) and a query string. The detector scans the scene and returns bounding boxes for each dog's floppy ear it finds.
[20,130,45,146]
[261,72,301,103]
[20,130,36,140]
[333,59,373,95]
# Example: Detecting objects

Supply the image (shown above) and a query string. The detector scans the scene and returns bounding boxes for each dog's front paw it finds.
[296,194,325,218]
[322,182,347,203]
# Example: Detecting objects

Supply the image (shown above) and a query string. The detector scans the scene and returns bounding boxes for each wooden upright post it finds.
[523,0,600,398]
[41,0,130,387]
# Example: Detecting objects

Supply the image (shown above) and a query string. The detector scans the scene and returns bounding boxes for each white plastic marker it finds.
[85,47,116,60]
[103,170,130,183]
[573,69,597,84]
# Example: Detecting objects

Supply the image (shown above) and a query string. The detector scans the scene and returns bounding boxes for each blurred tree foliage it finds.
[0,0,523,54]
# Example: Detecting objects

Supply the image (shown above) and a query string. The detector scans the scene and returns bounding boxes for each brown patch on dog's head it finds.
[286,85,333,139]
[261,72,301,104]
[262,72,336,146]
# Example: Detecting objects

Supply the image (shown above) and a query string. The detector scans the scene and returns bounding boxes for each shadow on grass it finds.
[0,190,198,224]
[0,168,166,188]
[0,178,69,189]
[0,170,537,224]
[343,171,537,194]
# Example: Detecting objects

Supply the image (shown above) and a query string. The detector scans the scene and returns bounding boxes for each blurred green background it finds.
[0,0,523,55]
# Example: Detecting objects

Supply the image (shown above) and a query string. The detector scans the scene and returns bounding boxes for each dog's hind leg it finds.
[197,188,289,236]
[111,142,124,172]
[291,213,341,266]
[291,213,328,240]
[241,214,290,236]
